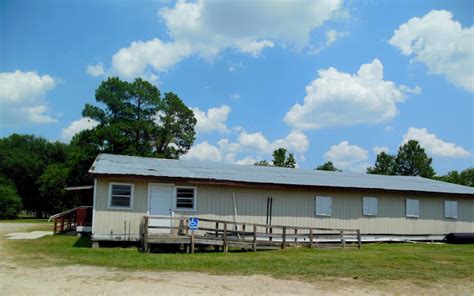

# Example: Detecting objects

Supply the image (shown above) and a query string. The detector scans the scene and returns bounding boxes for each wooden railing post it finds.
[269,226,273,241]
[357,230,361,249]
[281,226,286,249]
[144,216,149,253]
[294,228,298,243]
[309,228,313,249]
[242,224,246,241]
[223,222,228,253]
[190,230,195,254]
[60,217,64,233]
[252,224,257,252]
[215,222,219,238]
[340,230,345,248]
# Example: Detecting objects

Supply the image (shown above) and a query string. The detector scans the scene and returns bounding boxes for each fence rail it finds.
[140,216,361,253]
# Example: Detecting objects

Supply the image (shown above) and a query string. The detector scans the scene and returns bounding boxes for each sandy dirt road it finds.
[0,223,472,296]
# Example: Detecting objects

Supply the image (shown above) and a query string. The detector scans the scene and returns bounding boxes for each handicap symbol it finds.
[189,217,199,230]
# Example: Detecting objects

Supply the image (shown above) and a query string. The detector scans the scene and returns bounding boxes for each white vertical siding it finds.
[92,177,474,240]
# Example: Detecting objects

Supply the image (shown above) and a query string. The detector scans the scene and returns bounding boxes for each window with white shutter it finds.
[363,197,378,216]
[315,196,332,216]
[406,199,420,218]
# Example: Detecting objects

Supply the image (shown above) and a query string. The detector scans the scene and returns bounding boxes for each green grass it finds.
[5,235,474,283]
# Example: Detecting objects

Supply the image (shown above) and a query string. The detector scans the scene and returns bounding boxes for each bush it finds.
[0,178,22,219]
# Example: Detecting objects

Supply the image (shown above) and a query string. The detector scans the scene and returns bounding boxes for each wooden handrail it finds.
[142,215,362,252]
[145,215,360,233]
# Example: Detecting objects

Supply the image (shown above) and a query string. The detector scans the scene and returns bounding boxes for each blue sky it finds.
[1,0,473,174]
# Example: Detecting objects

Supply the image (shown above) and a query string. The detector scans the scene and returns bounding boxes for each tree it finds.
[38,163,71,214]
[436,170,461,184]
[436,167,474,187]
[254,160,270,166]
[0,134,68,217]
[316,161,341,172]
[0,176,22,219]
[367,152,396,175]
[460,168,474,187]
[395,140,435,178]
[253,148,297,168]
[272,148,296,168]
[82,77,196,159]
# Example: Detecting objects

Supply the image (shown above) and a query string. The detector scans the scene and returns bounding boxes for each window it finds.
[315,196,332,216]
[444,201,458,219]
[406,199,420,218]
[175,187,196,210]
[109,183,133,209]
[363,197,378,216]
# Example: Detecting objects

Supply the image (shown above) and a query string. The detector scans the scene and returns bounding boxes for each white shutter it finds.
[315,196,332,216]
[363,197,377,216]
[406,199,420,217]
[452,201,458,219]
[445,201,458,219]
[363,197,369,215]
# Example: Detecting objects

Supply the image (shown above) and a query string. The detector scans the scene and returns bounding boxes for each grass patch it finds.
[5,235,474,283]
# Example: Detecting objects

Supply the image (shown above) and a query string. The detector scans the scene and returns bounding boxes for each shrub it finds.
[0,177,22,219]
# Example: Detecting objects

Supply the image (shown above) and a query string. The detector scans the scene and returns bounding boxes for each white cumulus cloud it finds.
[183,129,310,165]
[284,59,417,130]
[0,70,56,125]
[61,117,100,143]
[181,141,223,162]
[112,39,192,79]
[271,130,309,154]
[325,30,348,46]
[86,63,105,77]
[372,146,389,155]
[324,141,369,172]
[192,105,231,134]
[111,0,342,78]
[389,10,474,92]
[402,127,471,158]
[234,156,258,166]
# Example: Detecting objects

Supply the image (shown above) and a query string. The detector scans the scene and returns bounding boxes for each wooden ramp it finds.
[141,216,361,253]
[49,206,93,234]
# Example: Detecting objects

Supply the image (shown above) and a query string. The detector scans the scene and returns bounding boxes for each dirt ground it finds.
[1,223,473,296]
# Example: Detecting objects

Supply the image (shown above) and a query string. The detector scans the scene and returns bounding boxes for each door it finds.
[149,184,173,234]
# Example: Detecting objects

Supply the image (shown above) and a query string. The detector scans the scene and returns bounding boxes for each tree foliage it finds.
[316,161,341,172]
[38,163,71,214]
[366,140,435,178]
[272,148,296,168]
[436,168,474,187]
[253,148,297,168]
[395,140,435,178]
[82,77,196,158]
[0,134,67,217]
[0,176,22,219]
[367,152,396,175]
[254,160,271,167]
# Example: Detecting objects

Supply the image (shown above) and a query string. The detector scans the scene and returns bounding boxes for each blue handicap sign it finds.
[189,217,199,230]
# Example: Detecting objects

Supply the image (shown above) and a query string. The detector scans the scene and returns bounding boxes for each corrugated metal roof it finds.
[89,153,474,195]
